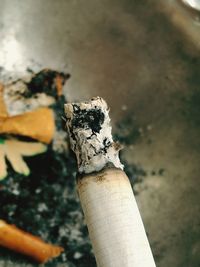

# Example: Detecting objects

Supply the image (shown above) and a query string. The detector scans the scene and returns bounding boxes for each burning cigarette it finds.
[0,220,63,263]
[65,97,156,267]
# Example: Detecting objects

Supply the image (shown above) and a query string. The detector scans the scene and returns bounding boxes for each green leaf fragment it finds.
[0,138,5,144]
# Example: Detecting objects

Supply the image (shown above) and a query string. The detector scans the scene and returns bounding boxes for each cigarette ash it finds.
[65,97,123,174]
[182,87,200,128]
[26,69,70,98]
[3,69,70,117]
[0,70,96,267]
[71,105,105,134]
[114,115,140,145]
[0,148,95,267]
[177,86,200,150]
[2,69,70,154]
[4,77,55,116]
[114,115,163,194]
[0,71,156,267]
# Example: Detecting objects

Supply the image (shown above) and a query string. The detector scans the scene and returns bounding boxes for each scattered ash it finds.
[122,158,147,195]
[0,70,152,266]
[3,69,70,117]
[3,70,69,154]
[182,88,200,128]
[178,49,200,129]
[114,114,164,194]
[151,168,165,176]
[0,66,11,81]
[180,88,200,150]
[53,130,69,154]
[52,95,69,153]
[0,149,95,267]
[0,69,96,267]
[26,69,70,97]
[114,116,140,145]
[0,66,4,76]
[114,115,148,194]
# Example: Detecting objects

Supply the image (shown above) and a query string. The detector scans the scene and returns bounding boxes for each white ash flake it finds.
[2,73,70,154]
[7,180,20,196]
[35,188,42,194]
[73,252,83,259]
[49,218,56,228]
[52,130,69,153]
[59,225,70,238]
[62,253,67,262]
[69,228,83,242]
[3,79,55,116]
[11,188,20,196]
[37,203,48,212]
[58,220,85,244]
[38,230,49,241]
[8,210,14,217]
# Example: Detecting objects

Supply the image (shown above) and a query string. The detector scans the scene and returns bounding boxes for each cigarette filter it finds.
[0,220,63,263]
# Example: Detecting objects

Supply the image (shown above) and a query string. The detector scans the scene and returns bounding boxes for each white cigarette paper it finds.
[65,97,156,267]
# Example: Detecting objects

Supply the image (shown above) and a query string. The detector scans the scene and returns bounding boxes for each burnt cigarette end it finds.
[72,105,105,134]
[64,97,123,174]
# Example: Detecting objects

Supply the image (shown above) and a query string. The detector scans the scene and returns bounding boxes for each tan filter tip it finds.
[0,220,64,263]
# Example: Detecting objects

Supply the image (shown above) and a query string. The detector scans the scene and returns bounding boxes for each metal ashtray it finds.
[1,1,200,267]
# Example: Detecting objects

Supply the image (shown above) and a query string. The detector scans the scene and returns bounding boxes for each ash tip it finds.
[64,103,73,119]
[64,96,108,118]
[64,96,123,174]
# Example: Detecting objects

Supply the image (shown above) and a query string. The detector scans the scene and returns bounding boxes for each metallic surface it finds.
[182,0,200,11]
[0,0,200,266]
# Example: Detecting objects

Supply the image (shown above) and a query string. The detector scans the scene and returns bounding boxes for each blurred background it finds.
[0,0,200,266]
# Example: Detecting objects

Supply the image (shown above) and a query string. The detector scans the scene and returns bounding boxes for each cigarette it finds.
[0,83,8,118]
[0,107,55,144]
[65,97,156,267]
[0,220,64,263]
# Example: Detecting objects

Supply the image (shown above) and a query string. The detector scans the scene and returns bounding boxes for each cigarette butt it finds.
[0,107,55,144]
[55,75,64,96]
[0,83,8,118]
[0,220,64,263]
[77,168,156,267]
[65,97,156,267]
